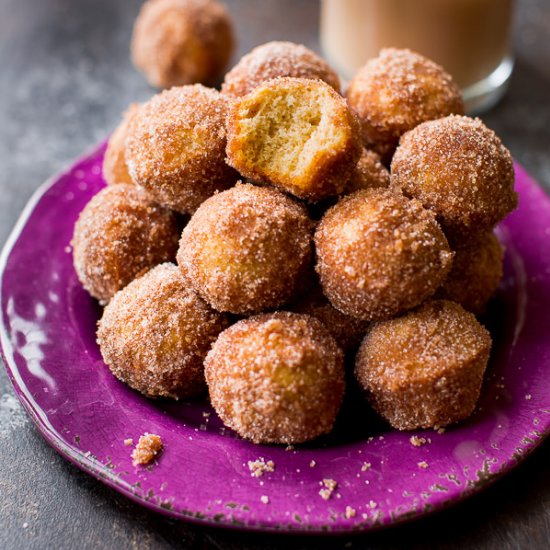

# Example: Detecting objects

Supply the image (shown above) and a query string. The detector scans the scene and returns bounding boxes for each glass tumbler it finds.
[320,0,515,113]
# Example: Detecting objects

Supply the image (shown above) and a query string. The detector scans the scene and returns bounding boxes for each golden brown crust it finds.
[103,103,140,185]
[205,312,345,444]
[221,41,341,98]
[131,0,235,88]
[226,77,362,201]
[390,115,518,238]
[344,148,390,194]
[125,85,238,214]
[177,183,313,314]
[291,284,369,353]
[347,48,464,162]
[97,263,229,399]
[315,189,453,321]
[437,232,504,314]
[355,300,492,430]
[72,185,180,304]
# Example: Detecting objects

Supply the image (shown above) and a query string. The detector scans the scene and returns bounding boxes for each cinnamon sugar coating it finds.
[355,300,492,430]
[131,0,235,88]
[347,48,464,162]
[125,85,238,214]
[226,77,362,201]
[98,263,229,399]
[345,148,390,194]
[390,115,518,238]
[291,284,369,353]
[205,312,345,444]
[103,103,140,185]
[221,41,340,98]
[315,189,453,322]
[72,185,179,304]
[177,183,312,314]
[437,232,504,315]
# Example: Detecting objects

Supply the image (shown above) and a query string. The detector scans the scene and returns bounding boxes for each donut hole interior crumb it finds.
[236,84,346,188]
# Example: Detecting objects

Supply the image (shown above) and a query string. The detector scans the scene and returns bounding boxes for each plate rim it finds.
[1,142,549,534]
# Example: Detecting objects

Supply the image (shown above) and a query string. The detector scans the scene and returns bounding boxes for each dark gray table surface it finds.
[0,0,548,548]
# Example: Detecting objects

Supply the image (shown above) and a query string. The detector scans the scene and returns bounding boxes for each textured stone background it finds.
[0,0,548,548]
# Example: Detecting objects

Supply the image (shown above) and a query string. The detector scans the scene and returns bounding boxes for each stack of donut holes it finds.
[73,28,517,445]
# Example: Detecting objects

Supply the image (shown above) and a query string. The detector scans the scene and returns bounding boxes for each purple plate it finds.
[1,142,549,533]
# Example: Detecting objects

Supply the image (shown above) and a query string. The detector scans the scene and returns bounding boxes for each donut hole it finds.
[204,312,345,444]
[235,82,348,190]
[177,184,313,315]
[355,300,492,430]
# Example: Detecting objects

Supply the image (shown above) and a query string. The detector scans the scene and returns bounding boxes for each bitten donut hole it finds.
[237,84,345,188]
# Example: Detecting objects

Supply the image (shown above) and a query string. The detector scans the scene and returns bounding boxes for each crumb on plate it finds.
[132,433,163,466]
[345,506,356,519]
[248,458,275,477]
[319,478,337,500]
[410,435,428,447]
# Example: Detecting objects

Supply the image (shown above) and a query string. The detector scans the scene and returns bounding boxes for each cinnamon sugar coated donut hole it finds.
[177,183,312,314]
[437,232,504,315]
[390,115,517,238]
[347,48,464,162]
[205,312,345,444]
[291,284,370,353]
[315,189,453,322]
[345,148,390,194]
[355,300,492,430]
[72,184,179,304]
[131,0,235,88]
[125,85,238,214]
[98,264,229,399]
[102,103,140,185]
[226,77,362,201]
[221,41,341,98]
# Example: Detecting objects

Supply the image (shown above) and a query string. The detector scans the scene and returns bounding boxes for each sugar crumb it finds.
[248,458,275,477]
[410,435,428,447]
[418,461,429,469]
[124,438,133,446]
[260,495,270,504]
[309,460,316,468]
[361,462,371,472]
[319,478,337,500]
[344,506,356,519]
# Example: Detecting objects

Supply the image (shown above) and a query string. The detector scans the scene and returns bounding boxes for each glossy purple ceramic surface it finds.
[1,142,549,533]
